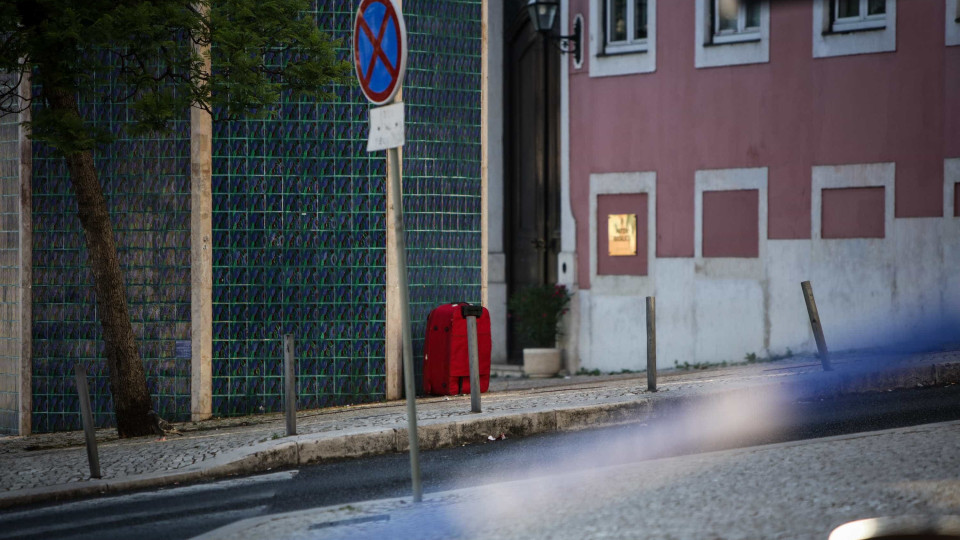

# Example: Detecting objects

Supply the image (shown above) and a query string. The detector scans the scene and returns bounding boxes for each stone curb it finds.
[1,360,957,510]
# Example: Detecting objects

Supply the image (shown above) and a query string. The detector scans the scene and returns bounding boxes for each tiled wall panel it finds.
[404,0,483,389]
[209,0,482,415]
[28,0,483,430]
[30,55,192,432]
[0,99,20,434]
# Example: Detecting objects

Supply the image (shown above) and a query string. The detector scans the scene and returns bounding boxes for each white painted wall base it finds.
[577,217,960,371]
[488,280,508,364]
[570,162,959,371]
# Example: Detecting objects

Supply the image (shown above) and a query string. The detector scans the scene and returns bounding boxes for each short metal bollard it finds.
[283,334,297,436]
[74,364,101,479]
[461,304,483,413]
[646,296,657,392]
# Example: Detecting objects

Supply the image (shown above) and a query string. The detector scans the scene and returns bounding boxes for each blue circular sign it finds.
[353,0,407,105]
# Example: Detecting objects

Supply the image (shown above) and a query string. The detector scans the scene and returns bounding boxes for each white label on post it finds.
[367,102,405,152]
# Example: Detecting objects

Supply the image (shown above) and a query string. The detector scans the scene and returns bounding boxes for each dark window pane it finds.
[867,0,885,15]
[745,0,761,28]
[837,0,859,18]
[634,0,647,40]
[717,0,737,32]
[610,0,627,42]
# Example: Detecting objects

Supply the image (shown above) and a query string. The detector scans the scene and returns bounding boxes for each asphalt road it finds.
[2,384,959,540]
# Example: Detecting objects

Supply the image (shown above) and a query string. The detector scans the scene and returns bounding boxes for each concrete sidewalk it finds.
[1,348,958,509]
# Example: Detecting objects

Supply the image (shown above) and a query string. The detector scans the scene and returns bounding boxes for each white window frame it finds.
[712,0,762,44]
[946,158,960,219]
[811,162,894,240]
[589,172,656,295]
[604,0,648,55]
[948,0,960,47]
[695,0,769,68]
[694,168,767,279]
[589,0,656,77]
[812,0,896,58]
[831,0,886,32]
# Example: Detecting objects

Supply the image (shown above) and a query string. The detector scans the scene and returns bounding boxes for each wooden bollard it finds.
[283,334,297,436]
[74,364,101,479]
[801,281,832,371]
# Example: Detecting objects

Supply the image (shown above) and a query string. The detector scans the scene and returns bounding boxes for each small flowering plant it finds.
[507,284,573,348]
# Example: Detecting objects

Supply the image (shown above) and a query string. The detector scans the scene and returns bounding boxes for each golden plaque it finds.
[608,213,637,256]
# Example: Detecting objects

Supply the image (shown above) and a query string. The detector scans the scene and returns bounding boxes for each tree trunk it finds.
[45,88,155,437]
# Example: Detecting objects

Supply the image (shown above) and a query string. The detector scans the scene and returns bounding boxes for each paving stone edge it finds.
[1,361,957,510]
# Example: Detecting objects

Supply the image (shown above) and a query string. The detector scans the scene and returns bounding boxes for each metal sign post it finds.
[388,145,421,502]
[354,0,421,503]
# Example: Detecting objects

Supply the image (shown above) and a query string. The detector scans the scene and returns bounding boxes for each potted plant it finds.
[507,284,572,377]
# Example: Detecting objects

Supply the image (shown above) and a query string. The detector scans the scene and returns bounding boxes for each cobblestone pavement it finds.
[1,349,957,498]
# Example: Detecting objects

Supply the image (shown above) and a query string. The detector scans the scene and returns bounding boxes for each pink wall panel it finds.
[821,187,885,239]
[702,190,759,258]
[568,0,955,289]
[597,193,648,275]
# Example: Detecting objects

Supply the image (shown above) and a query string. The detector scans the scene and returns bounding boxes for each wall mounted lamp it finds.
[526,0,582,63]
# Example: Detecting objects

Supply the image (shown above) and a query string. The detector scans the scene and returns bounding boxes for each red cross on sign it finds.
[353,0,407,106]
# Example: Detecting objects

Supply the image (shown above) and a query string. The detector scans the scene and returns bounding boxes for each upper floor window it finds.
[590,0,657,77]
[831,0,886,32]
[812,0,895,58]
[605,0,648,54]
[713,0,761,43]
[695,0,769,68]
[948,0,960,46]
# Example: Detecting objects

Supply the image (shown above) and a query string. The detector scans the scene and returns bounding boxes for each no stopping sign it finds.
[353,0,407,105]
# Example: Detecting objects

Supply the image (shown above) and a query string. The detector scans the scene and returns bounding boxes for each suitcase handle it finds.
[460,304,483,318]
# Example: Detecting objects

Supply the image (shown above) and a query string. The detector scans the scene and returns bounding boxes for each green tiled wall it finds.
[30,58,193,432]
[0,99,20,434]
[27,0,483,430]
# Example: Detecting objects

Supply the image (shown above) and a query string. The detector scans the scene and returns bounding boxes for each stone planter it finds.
[523,348,562,378]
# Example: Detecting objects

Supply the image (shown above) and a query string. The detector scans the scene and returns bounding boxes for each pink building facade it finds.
[550,0,960,370]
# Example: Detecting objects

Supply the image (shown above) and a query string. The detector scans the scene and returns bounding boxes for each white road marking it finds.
[0,470,296,525]
[0,491,274,539]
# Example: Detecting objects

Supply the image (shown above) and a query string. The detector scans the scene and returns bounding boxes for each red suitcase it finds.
[423,303,492,395]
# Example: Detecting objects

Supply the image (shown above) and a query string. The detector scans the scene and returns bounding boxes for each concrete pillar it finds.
[385,120,403,401]
[483,0,508,364]
[558,0,580,372]
[481,0,489,309]
[190,43,213,421]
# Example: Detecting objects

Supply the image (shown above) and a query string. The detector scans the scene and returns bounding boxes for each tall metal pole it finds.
[389,143,422,502]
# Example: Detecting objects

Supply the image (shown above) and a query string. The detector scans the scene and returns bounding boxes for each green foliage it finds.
[0,0,352,154]
[746,348,794,364]
[576,368,602,376]
[507,284,572,349]
[673,348,796,371]
[673,360,712,371]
